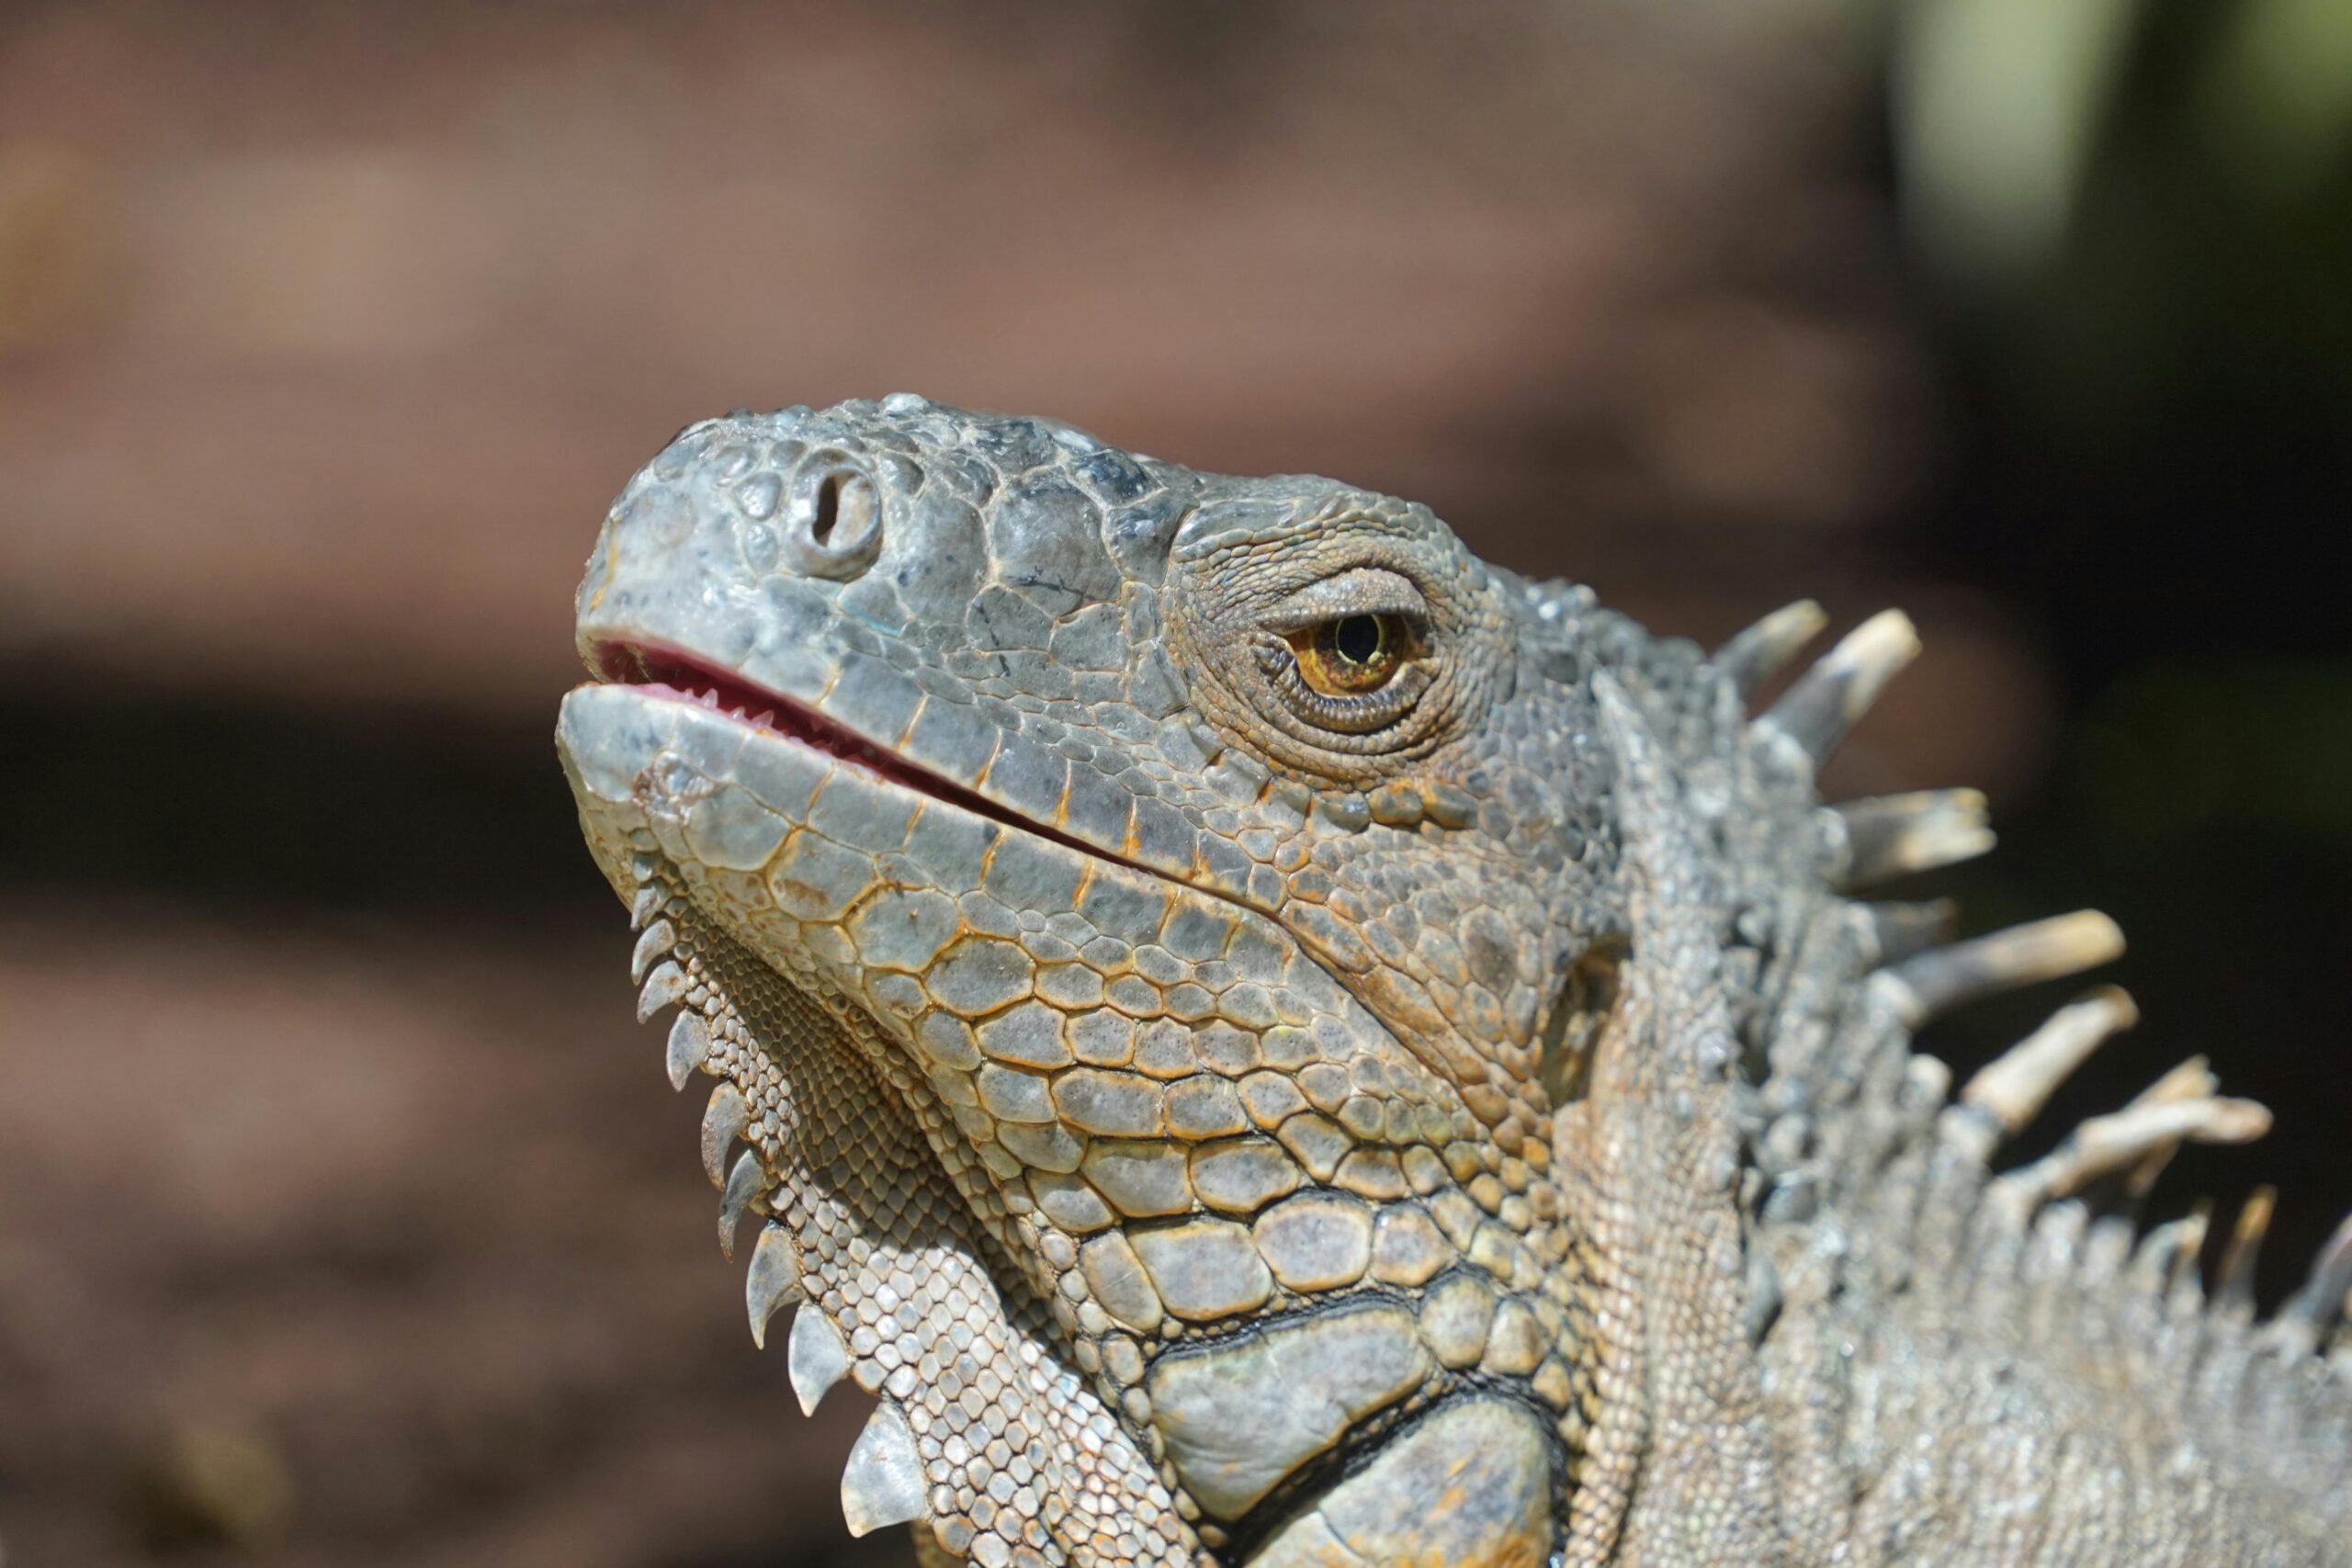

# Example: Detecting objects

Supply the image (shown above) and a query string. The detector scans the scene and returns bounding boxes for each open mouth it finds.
[598,641,944,789]
[594,640,1150,875]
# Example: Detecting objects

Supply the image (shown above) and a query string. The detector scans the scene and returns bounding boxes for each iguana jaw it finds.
[592,639,1172,886]
[596,641,951,796]
[558,656,1556,1558]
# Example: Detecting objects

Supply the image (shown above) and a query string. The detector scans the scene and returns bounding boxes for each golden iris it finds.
[1290,613,1408,696]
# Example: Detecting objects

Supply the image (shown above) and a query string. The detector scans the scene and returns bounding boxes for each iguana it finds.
[556,395,2351,1566]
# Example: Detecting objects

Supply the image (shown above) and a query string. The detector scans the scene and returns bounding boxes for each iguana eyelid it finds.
[1259,567,1430,635]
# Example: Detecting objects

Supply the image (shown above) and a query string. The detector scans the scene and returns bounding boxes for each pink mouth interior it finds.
[602,643,933,785]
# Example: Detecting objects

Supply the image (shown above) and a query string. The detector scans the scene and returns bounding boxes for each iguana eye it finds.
[1181,549,1490,776]
[1288,613,1412,696]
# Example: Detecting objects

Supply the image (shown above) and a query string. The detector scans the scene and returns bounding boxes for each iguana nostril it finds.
[782,457,882,580]
[811,475,842,544]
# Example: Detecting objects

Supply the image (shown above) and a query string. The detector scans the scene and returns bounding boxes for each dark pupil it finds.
[1332,615,1384,666]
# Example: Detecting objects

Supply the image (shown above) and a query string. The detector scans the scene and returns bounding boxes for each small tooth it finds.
[629,884,665,929]
[630,919,676,983]
[752,710,775,728]
[744,1222,804,1348]
[718,1148,764,1260]
[1834,790,1995,890]
[2215,1186,2277,1320]
[701,1080,747,1187]
[665,1011,710,1091]
[1961,987,2138,1134]
[637,961,689,1022]
[839,1404,925,1538]
[630,851,662,884]
[1879,911,2124,1029]
[1996,1094,2269,1202]
[789,1306,851,1416]
[1751,608,1919,769]
[1714,599,1827,701]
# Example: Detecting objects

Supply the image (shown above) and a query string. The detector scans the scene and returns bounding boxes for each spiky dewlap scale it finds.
[558,395,2351,1566]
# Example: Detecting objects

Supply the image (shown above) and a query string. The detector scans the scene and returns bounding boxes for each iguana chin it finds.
[555,395,2351,1566]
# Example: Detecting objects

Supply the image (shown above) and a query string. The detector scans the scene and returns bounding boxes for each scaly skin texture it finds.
[555,396,2352,1566]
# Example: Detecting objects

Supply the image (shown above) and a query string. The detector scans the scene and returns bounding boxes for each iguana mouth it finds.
[594,639,1164,882]
[598,638,969,795]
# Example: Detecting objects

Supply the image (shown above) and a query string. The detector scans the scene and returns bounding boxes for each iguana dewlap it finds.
[556,396,2351,1566]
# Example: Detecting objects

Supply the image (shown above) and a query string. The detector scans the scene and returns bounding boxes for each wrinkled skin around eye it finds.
[1163,502,1513,784]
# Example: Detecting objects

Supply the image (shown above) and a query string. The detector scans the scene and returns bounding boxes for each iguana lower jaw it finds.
[561,675,1206,1562]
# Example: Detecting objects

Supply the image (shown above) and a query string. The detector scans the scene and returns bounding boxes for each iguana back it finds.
[555,396,2350,1565]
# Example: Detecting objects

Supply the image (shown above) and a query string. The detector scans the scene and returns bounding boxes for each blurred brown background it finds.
[2,2,2347,1563]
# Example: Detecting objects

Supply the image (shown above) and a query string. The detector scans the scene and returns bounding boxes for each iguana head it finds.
[556,396,1753,1564]
[561,394,2352,1566]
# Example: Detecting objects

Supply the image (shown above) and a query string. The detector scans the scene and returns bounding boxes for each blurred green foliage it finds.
[1895,0,2352,434]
